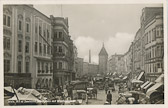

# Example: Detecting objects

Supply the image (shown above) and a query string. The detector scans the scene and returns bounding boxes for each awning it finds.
[155,74,164,83]
[143,82,154,90]
[4,86,15,93]
[137,71,145,80]
[140,81,150,89]
[123,76,128,80]
[147,82,163,93]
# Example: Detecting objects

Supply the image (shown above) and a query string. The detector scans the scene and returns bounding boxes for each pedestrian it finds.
[106,91,112,104]
[105,85,108,94]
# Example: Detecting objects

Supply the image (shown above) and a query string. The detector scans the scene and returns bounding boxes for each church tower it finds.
[98,43,108,75]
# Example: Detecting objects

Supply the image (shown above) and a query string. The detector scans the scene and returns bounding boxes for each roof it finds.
[99,45,108,56]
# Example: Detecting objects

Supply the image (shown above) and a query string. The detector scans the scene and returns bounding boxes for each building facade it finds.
[98,44,108,75]
[76,57,84,78]
[141,7,164,81]
[51,16,76,87]
[108,54,125,75]
[3,5,53,89]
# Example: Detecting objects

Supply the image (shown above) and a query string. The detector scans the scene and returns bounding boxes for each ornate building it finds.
[98,44,108,75]
[3,5,53,89]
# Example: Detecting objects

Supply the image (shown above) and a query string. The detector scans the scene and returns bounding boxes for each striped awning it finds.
[144,82,154,90]
[140,81,150,89]
[147,82,163,93]
[137,71,145,80]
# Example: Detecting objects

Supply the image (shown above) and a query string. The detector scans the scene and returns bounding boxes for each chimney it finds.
[89,50,91,63]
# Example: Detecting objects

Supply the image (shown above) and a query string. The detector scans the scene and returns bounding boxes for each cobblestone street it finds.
[87,89,119,105]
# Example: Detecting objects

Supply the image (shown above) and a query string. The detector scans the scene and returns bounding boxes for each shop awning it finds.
[155,74,164,83]
[147,82,163,93]
[140,81,150,89]
[137,71,145,80]
[143,82,154,90]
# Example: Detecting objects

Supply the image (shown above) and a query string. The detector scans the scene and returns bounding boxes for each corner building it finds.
[51,16,75,87]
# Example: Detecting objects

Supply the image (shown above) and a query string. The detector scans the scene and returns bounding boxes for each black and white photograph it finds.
[1,0,167,107]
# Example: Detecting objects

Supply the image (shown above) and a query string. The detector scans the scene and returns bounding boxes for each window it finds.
[39,26,41,35]
[18,61,22,73]
[18,40,22,52]
[161,27,163,37]
[43,30,46,37]
[3,15,10,27]
[4,37,10,50]
[59,46,62,52]
[47,29,49,40]
[3,14,6,25]
[54,32,57,41]
[59,62,62,69]
[26,23,29,32]
[157,28,159,37]
[4,60,10,73]
[44,44,46,54]
[38,62,40,73]
[42,62,44,73]
[35,42,38,53]
[19,20,22,30]
[59,32,62,38]
[26,62,29,73]
[7,38,10,50]
[50,63,52,73]
[47,46,50,54]
[3,38,6,49]
[35,25,37,34]
[7,16,10,27]
[25,42,29,53]
[153,29,156,41]
[46,63,48,73]
[39,43,42,54]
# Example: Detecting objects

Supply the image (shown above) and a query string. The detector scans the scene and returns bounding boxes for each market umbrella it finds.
[129,91,146,96]
[131,79,144,83]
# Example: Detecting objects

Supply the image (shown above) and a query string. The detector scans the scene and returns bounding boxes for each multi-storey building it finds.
[3,5,53,89]
[141,7,164,81]
[108,54,125,75]
[83,62,89,76]
[88,63,99,76]
[51,16,76,87]
[123,43,133,75]
[98,44,108,75]
[76,57,84,78]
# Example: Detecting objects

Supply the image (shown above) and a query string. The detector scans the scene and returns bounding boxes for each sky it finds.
[34,4,162,64]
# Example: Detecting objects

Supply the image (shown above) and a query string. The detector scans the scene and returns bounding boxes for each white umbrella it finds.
[131,79,144,83]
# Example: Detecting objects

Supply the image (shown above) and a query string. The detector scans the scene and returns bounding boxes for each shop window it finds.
[4,60,10,73]
[18,40,22,52]
[26,62,29,73]
[18,61,22,73]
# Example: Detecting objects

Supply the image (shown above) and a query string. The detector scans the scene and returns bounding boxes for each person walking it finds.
[105,84,109,94]
[106,91,112,104]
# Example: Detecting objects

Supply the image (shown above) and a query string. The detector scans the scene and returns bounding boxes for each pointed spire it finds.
[99,42,108,56]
